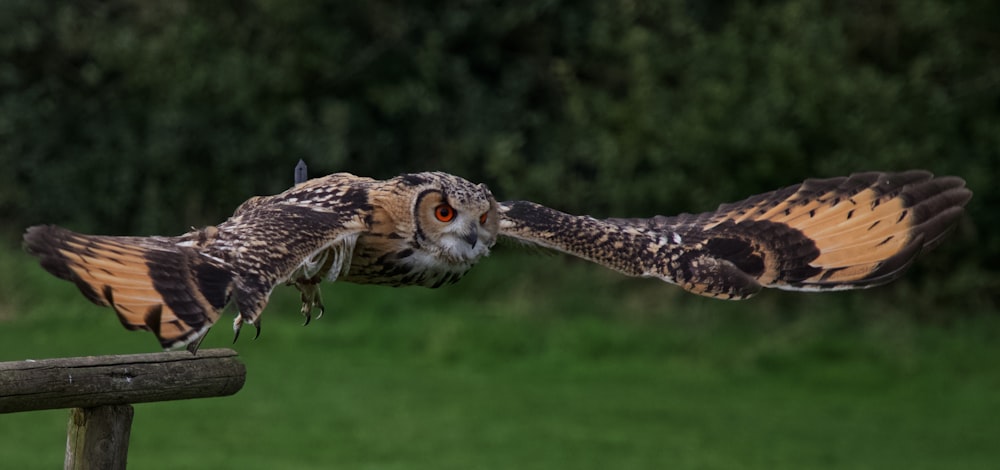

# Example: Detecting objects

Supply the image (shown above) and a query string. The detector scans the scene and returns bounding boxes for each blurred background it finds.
[1,1,998,469]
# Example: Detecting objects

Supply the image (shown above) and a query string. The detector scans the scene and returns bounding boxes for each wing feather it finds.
[23,226,234,350]
[501,171,971,299]
[23,173,375,351]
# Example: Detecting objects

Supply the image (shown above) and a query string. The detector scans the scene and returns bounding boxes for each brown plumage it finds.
[23,170,970,352]
[500,171,971,299]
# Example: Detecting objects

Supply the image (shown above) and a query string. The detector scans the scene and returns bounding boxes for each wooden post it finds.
[65,405,134,470]
[0,348,245,468]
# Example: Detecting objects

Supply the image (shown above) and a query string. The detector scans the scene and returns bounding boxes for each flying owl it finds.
[23,170,971,352]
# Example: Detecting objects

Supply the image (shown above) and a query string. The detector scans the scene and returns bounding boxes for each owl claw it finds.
[297,282,326,326]
[232,316,243,344]
[232,315,262,342]
[301,299,313,326]
[300,301,326,326]
[316,304,325,321]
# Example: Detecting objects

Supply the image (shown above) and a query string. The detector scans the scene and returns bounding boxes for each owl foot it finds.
[297,282,326,326]
[232,315,262,344]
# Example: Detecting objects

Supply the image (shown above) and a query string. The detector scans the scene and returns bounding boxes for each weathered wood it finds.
[0,348,245,413]
[65,405,133,470]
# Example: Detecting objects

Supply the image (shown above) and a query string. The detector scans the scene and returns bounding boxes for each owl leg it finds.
[296,281,326,326]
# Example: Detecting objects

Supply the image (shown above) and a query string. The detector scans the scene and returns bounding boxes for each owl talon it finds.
[315,304,325,321]
[232,315,262,342]
[297,282,326,326]
[300,300,313,326]
[232,316,243,344]
[300,302,326,326]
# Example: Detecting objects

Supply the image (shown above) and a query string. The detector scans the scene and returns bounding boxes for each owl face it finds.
[407,172,499,264]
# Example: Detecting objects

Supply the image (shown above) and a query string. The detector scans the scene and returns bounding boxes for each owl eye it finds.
[479,212,488,225]
[434,204,456,222]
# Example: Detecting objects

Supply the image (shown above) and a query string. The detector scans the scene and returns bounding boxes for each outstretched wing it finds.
[23,173,374,352]
[499,171,971,299]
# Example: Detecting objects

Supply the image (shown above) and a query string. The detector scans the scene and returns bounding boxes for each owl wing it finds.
[23,226,235,351]
[23,173,374,352]
[498,171,971,299]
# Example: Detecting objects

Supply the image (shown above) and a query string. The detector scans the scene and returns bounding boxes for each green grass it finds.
[1,245,999,469]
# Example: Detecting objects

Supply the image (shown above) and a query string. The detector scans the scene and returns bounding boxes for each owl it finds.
[23,170,971,352]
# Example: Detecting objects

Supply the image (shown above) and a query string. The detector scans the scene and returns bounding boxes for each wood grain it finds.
[0,348,245,413]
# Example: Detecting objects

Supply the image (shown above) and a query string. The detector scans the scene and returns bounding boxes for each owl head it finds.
[398,172,500,264]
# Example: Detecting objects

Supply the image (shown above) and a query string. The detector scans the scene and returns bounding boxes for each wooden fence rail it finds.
[0,349,246,469]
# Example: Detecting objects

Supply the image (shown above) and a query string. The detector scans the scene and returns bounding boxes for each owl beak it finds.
[461,227,479,248]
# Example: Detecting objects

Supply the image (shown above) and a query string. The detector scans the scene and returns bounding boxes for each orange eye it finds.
[434,204,456,222]
[479,212,488,225]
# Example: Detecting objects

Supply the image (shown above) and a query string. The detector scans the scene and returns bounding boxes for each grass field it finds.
[1,245,998,469]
